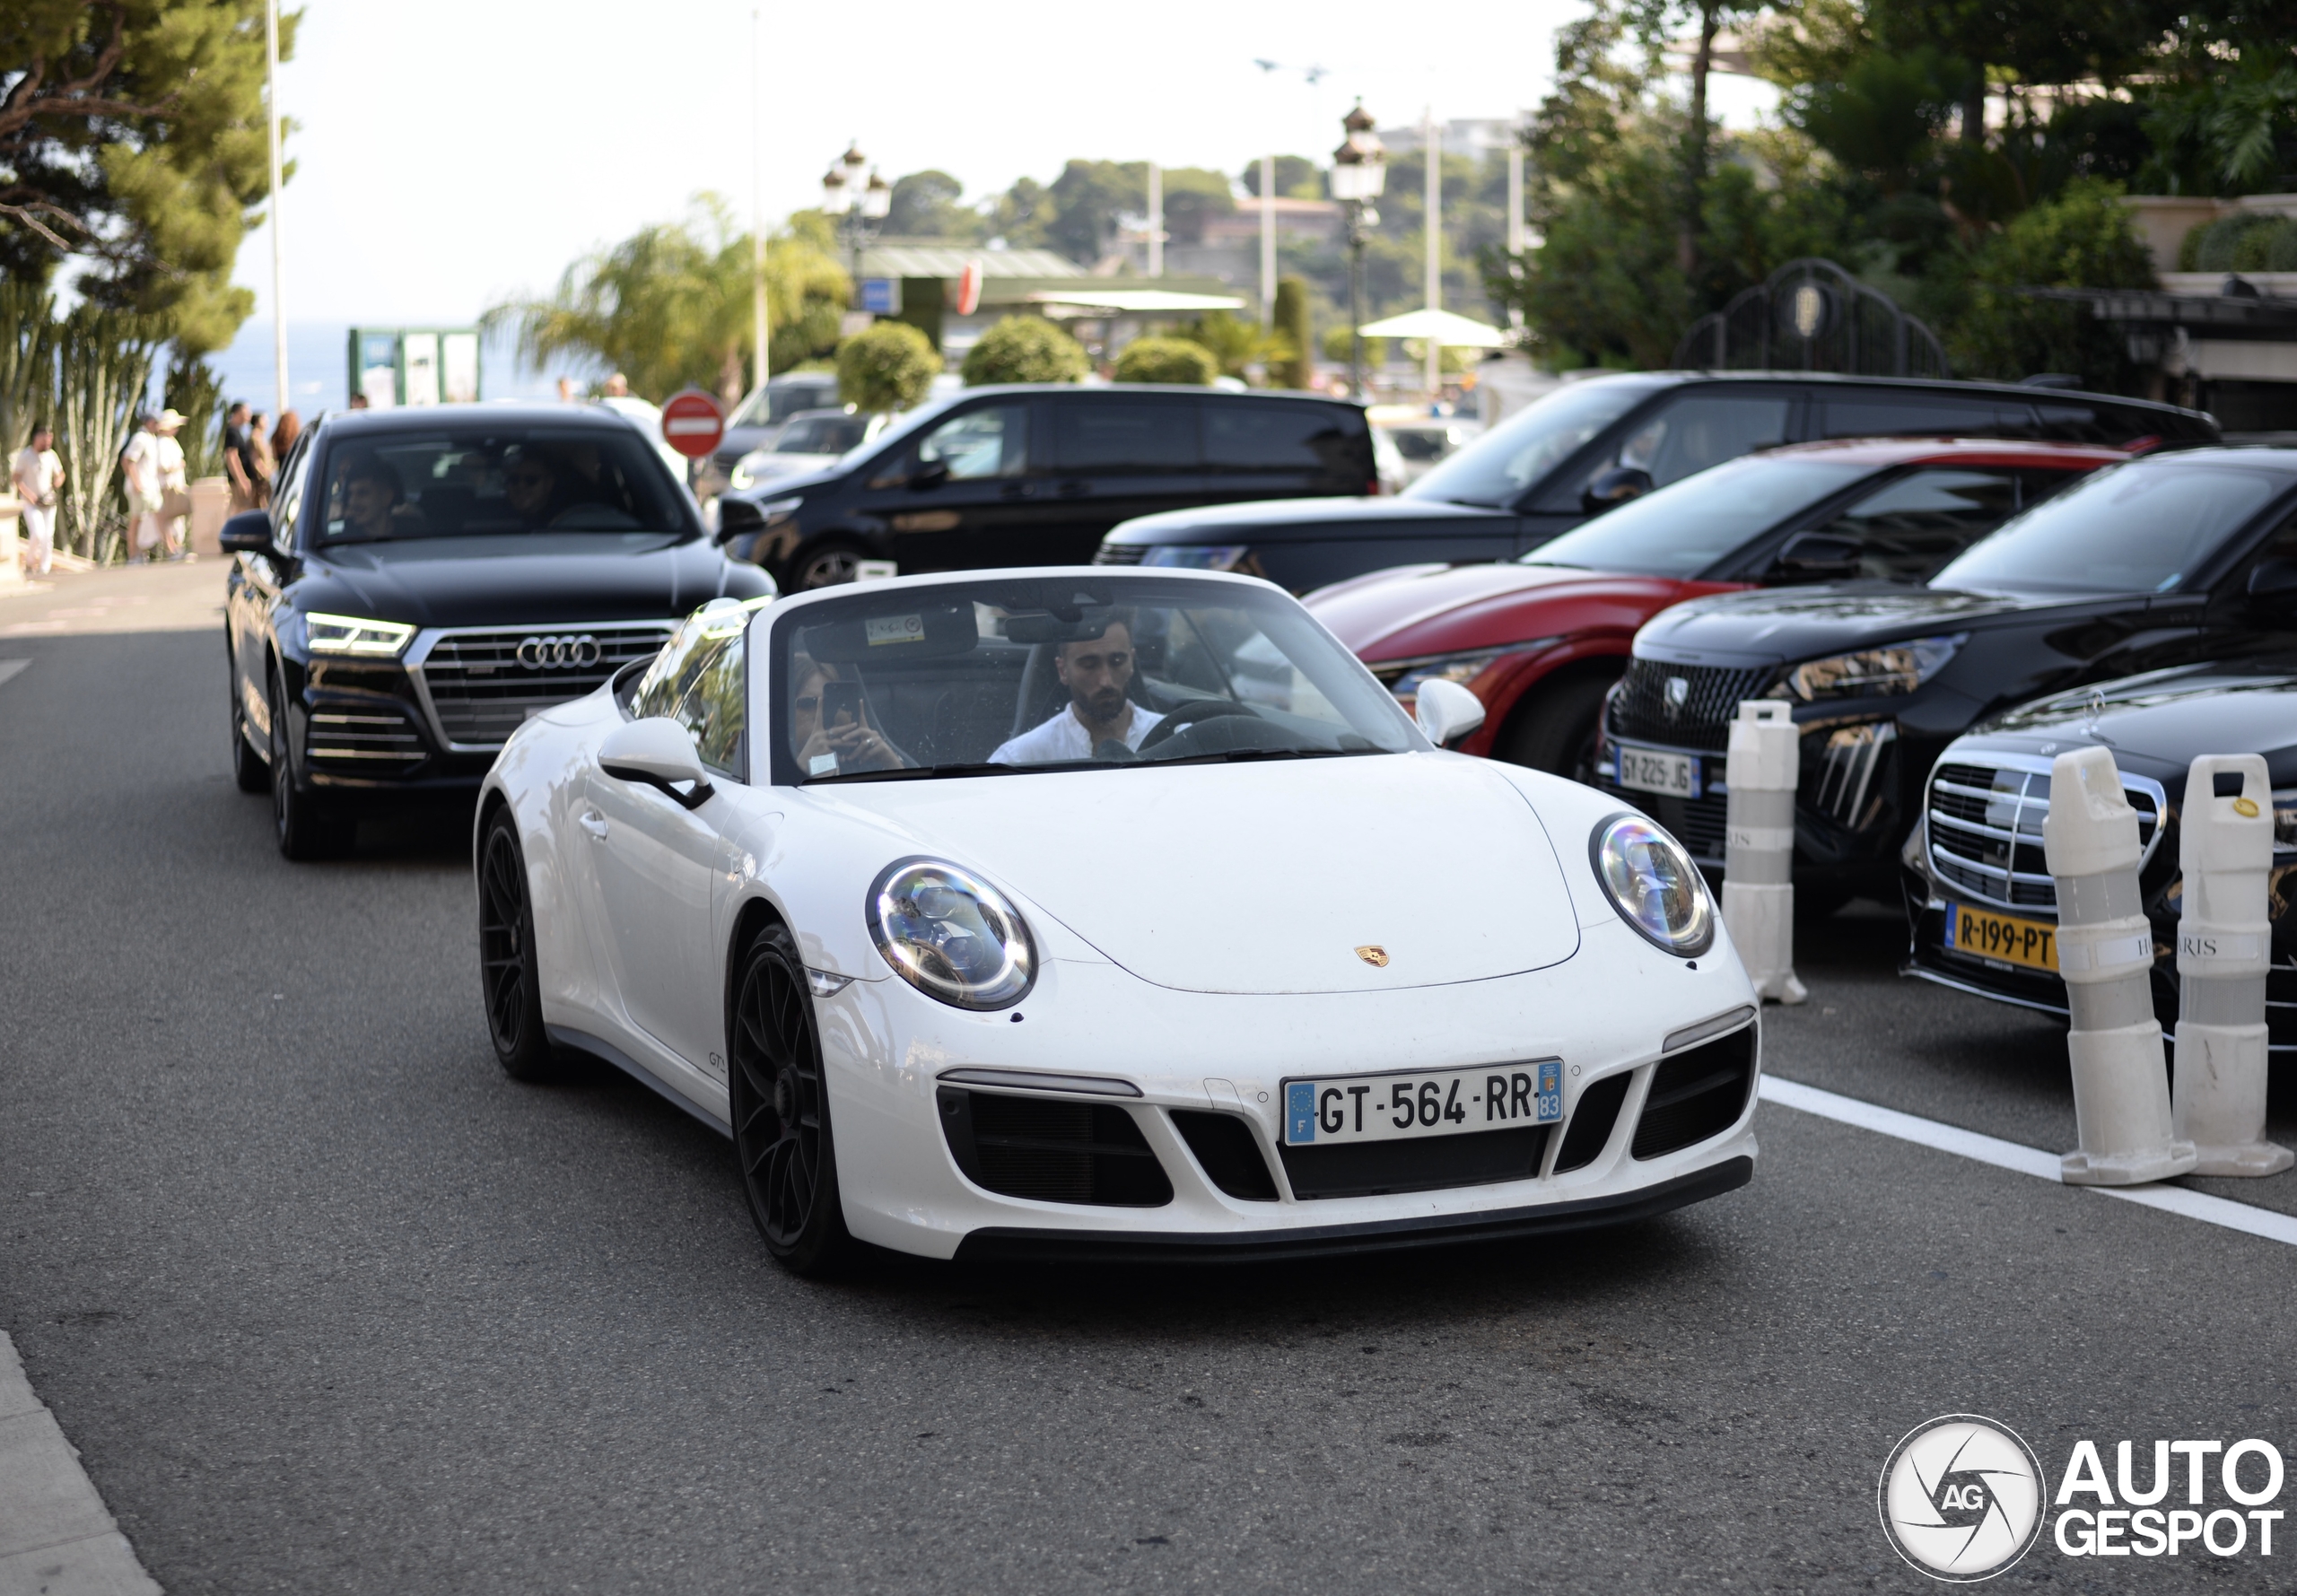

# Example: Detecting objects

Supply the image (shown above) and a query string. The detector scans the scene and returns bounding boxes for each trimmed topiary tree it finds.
[1271,275,1313,389]
[837,319,941,413]
[959,315,1088,386]
[1114,336,1218,386]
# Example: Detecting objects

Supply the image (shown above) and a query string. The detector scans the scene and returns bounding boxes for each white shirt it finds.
[990,702,1165,764]
[13,446,61,505]
[121,432,159,498]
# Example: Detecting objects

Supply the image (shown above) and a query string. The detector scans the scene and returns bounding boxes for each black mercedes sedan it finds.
[1901,654,2297,1044]
[1094,372,2216,594]
[223,405,773,858]
[1596,447,2297,906]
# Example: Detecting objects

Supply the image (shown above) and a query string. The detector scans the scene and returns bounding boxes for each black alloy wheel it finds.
[478,809,561,1082]
[792,540,866,590]
[229,661,268,793]
[729,923,853,1274]
[1494,668,1621,784]
[267,661,350,859]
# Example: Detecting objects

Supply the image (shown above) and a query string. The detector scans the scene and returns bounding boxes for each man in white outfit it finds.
[12,422,63,576]
[991,618,1165,763]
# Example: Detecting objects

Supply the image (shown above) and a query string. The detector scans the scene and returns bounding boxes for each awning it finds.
[1357,308,1511,347]
[1026,288,1249,317]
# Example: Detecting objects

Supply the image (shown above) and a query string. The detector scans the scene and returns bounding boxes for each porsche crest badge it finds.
[1354,945,1390,967]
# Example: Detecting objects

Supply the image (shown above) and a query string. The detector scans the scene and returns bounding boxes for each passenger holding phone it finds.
[789,654,905,775]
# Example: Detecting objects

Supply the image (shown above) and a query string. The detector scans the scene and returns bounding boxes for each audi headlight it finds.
[1591,814,1714,957]
[1778,633,1966,702]
[867,858,1036,1010]
[1142,545,1250,571]
[305,612,415,658]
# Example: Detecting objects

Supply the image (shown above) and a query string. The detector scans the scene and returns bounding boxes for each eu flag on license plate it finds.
[1286,1082,1317,1144]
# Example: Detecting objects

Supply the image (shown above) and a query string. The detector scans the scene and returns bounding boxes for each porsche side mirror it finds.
[2248,558,2297,607]
[1769,531,1862,583]
[1415,677,1486,747]
[220,510,273,554]
[598,718,714,808]
[1580,465,1653,515]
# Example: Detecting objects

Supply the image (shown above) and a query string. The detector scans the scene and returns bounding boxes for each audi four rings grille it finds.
[1609,659,1777,752]
[411,622,674,748]
[1926,755,2163,912]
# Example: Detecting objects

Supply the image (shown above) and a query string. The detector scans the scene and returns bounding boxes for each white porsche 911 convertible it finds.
[476,568,1760,1272]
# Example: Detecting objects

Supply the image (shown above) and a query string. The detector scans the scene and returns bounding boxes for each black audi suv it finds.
[223,404,773,858]
[1594,447,2297,907]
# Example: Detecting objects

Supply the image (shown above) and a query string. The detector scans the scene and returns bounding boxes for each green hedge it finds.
[2180,214,2297,274]
[1113,336,1218,386]
[959,316,1088,386]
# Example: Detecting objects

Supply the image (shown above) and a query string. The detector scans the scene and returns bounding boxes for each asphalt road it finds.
[4,563,2293,1594]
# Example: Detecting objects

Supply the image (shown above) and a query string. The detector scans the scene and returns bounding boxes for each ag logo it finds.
[1878,1415,2045,1582]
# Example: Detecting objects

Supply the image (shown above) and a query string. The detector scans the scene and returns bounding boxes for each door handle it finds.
[1055,479,1090,499]
[578,809,609,840]
[999,482,1033,500]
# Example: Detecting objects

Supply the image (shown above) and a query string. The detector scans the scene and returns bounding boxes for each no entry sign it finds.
[660,389,726,459]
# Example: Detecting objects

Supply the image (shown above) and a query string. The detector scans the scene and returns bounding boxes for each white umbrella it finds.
[1356,308,1510,348]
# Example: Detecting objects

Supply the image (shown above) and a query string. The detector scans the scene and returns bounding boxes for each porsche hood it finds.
[830,754,1584,995]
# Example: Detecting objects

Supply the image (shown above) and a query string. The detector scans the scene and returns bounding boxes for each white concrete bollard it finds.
[2045,746,2197,1185]
[2171,754,2294,1176]
[1723,701,1806,1005]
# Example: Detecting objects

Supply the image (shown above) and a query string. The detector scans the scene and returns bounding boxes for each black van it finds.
[1093,371,2220,593]
[714,384,1376,589]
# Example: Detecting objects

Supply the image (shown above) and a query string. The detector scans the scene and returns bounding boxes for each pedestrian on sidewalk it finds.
[271,411,301,475]
[247,411,275,507]
[121,410,190,561]
[13,422,63,577]
[223,402,257,511]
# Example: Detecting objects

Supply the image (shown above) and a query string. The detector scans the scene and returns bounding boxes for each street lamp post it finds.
[1330,102,1386,402]
[821,143,892,318]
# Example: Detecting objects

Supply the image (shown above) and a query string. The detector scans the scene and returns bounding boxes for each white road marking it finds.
[1760,1075,2297,1247]
[0,660,27,688]
[0,1331,162,1594]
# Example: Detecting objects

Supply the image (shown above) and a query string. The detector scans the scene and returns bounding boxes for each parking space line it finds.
[1760,1075,2297,1248]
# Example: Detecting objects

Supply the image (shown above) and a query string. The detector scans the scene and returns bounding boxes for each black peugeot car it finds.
[223,404,773,858]
[1903,654,2297,1044]
[712,383,1376,591]
[1093,372,2217,593]
[1595,446,2297,906]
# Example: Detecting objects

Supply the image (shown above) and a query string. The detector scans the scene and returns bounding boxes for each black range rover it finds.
[713,383,1376,590]
[1595,447,2297,906]
[223,404,773,858]
[1094,371,2217,594]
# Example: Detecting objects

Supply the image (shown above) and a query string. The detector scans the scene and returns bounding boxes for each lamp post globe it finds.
[825,144,891,313]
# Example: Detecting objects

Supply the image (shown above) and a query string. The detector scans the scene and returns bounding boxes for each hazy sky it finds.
[235,0,1777,327]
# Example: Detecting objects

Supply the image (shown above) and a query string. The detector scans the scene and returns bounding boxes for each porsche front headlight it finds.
[867,858,1036,1009]
[1778,633,1966,702]
[1591,814,1714,957]
[305,612,415,658]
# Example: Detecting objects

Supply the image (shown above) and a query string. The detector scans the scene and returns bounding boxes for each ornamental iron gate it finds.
[1673,258,1950,378]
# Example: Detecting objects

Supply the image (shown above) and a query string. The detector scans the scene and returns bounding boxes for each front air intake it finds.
[1552,1072,1632,1173]
[937,1089,1173,1207]
[1630,1026,1757,1160]
[1169,1111,1279,1200]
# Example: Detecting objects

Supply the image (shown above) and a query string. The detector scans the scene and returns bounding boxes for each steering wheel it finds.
[1136,698,1259,752]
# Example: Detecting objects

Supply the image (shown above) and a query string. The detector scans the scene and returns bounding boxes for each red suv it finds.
[1305,438,2131,776]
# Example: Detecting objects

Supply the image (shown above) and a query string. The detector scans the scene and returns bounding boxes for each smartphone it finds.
[820,681,864,730]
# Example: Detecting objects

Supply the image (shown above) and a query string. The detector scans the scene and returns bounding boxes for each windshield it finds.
[315,427,687,542]
[1930,460,2288,595]
[1403,379,1656,506]
[775,414,869,454]
[768,576,1423,784]
[1522,456,1872,578]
